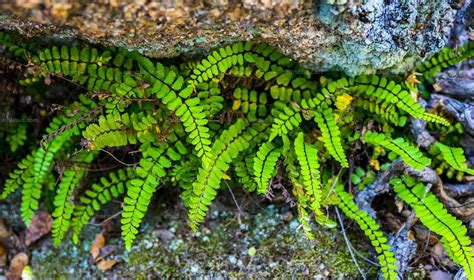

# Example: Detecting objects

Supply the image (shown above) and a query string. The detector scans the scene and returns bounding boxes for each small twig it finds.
[88,210,123,226]
[335,207,367,280]
[99,148,137,167]
[224,180,247,218]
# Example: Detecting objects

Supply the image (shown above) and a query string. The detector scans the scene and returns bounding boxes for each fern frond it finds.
[294,132,322,215]
[134,57,212,161]
[352,75,450,126]
[234,157,258,192]
[82,111,159,150]
[292,180,315,239]
[269,101,303,141]
[334,186,399,280]
[232,87,268,122]
[364,131,431,171]
[71,169,134,243]
[253,141,282,194]
[21,130,74,224]
[416,41,474,83]
[1,153,36,199]
[313,107,348,167]
[51,152,95,247]
[434,142,474,175]
[121,142,168,249]
[6,121,28,152]
[187,120,268,230]
[391,177,474,278]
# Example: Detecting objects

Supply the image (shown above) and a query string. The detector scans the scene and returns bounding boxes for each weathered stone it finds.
[0,0,468,75]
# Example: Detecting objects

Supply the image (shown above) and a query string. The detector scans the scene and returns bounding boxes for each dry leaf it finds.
[25,211,52,246]
[96,259,117,271]
[90,233,106,261]
[6,252,28,280]
[0,244,7,267]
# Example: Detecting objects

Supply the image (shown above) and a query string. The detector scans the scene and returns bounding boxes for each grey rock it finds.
[0,0,468,75]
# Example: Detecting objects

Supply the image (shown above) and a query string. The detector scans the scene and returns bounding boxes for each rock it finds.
[0,0,468,75]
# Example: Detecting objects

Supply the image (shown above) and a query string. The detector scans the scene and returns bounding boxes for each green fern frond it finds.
[253,141,282,194]
[269,101,303,141]
[416,41,474,82]
[334,185,399,280]
[187,120,268,230]
[434,142,474,175]
[364,131,431,170]
[6,121,28,152]
[294,132,322,215]
[134,56,212,161]
[313,107,348,168]
[234,157,258,192]
[352,75,450,126]
[71,168,134,244]
[232,87,268,122]
[82,111,159,150]
[51,152,96,247]
[391,177,474,279]
[1,152,36,199]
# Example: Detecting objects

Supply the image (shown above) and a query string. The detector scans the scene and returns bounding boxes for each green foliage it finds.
[6,121,28,152]
[364,131,431,171]
[334,185,398,280]
[433,142,474,175]
[253,141,282,194]
[416,41,474,82]
[391,176,474,279]
[1,31,473,279]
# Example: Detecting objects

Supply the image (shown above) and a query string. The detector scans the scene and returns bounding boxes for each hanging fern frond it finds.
[71,168,135,244]
[253,141,282,194]
[294,132,322,216]
[51,152,96,247]
[269,101,303,141]
[232,87,268,122]
[391,177,474,279]
[134,56,212,161]
[434,142,474,175]
[352,75,450,126]
[187,120,268,230]
[364,131,431,171]
[313,107,348,168]
[334,185,399,280]
[416,41,474,83]
[1,153,36,199]
[82,111,159,150]
[121,142,170,250]
[6,121,28,152]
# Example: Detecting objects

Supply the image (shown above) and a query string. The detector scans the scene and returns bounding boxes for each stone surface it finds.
[0,0,468,75]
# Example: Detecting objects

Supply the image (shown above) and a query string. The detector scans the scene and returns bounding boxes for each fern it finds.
[253,141,282,194]
[416,41,474,82]
[2,32,473,279]
[334,185,399,280]
[313,107,349,168]
[188,120,267,230]
[71,168,134,244]
[434,142,474,175]
[133,55,212,162]
[6,121,28,152]
[51,152,96,247]
[364,131,431,171]
[391,177,474,279]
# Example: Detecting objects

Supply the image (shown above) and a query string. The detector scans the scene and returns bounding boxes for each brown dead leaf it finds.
[90,233,106,261]
[6,252,28,280]
[96,259,117,272]
[406,72,421,88]
[25,211,52,246]
[0,244,7,267]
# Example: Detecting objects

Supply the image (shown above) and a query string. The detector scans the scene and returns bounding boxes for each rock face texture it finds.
[0,0,469,75]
